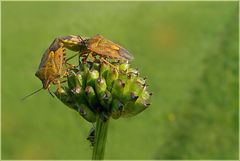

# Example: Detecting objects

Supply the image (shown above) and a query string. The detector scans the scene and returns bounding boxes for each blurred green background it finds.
[1,1,238,160]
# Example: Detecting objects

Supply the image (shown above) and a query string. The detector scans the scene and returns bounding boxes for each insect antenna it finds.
[21,87,43,101]
[78,35,87,46]
[48,88,55,98]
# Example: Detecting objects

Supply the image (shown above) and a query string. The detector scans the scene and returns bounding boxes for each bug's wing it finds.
[87,35,134,60]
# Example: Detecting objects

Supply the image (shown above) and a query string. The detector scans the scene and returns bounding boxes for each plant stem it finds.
[92,114,109,160]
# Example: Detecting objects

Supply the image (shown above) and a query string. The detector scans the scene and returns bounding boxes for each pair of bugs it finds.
[22,34,134,99]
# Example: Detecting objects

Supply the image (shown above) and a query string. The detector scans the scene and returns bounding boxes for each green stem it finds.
[92,114,109,160]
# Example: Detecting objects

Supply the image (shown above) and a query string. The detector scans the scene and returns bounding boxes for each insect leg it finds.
[60,80,67,84]
[52,78,68,100]
[65,53,79,62]
[81,51,92,63]
[100,57,118,69]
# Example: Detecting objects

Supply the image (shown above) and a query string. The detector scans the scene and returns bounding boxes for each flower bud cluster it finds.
[55,61,151,123]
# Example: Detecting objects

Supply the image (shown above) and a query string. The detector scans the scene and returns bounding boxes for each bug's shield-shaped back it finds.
[35,43,65,89]
[86,35,134,61]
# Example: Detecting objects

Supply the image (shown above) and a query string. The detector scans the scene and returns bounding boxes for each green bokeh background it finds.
[2,1,238,160]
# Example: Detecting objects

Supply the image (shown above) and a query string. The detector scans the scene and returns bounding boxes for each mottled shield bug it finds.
[22,35,87,100]
[80,34,134,61]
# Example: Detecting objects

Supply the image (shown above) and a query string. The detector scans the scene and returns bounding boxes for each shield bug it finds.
[80,34,134,62]
[22,36,87,100]
[35,36,85,90]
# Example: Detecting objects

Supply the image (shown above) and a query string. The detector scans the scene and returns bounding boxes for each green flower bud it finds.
[121,99,149,118]
[126,81,144,101]
[85,86,98,109]
[92,62,100,71]
[79,63,90,88]
[111,99,123,119]
[122,75,138,101]
[99,90,112,111]
[121,87,151,118]
[111,79,125,100]
[95,77,107,95]
[87,69,99,87]
[67,70,82,89]
[76,72,83,87]
[119,63,130,72]
[54,87,78,111]
[106,68,119,90]
[81,61,91,73]
[70,86,87,109]
[76,103,97,123]
[100,62,110,78]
